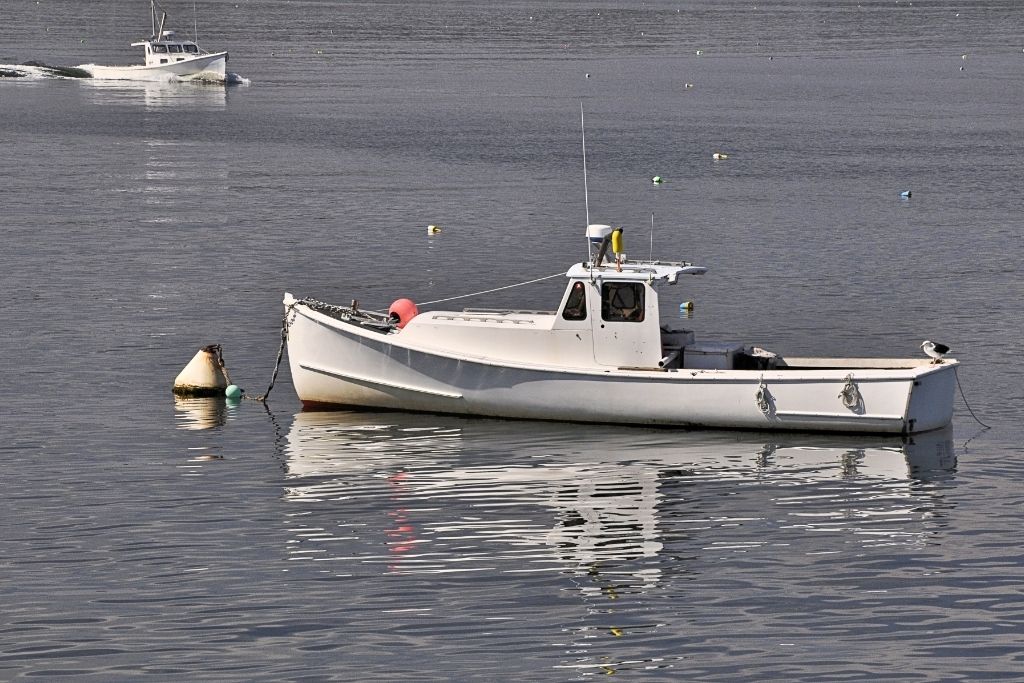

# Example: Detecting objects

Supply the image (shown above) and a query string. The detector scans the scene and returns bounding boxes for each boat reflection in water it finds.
[281,411,956,583]
[81,77,228,111]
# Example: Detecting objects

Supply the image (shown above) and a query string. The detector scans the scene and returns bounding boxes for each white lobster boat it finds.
[284,225,957,434]
[83,1,228,82]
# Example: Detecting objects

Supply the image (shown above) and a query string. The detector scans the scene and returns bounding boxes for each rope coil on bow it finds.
[838,373,862,411]
[755,377,771,414]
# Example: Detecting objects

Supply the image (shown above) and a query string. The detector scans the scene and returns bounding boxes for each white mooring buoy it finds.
[173,344,229,397]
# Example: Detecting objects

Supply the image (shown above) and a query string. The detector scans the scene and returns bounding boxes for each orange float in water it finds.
[388,298,419,329]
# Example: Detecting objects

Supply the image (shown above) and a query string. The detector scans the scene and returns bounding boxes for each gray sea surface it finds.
[2,0,1023,680]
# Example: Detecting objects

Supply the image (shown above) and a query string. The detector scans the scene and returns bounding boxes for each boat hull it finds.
[82,52,228,82]
[286,304,957,434]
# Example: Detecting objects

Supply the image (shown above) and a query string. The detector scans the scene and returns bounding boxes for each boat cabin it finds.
[131,31,203,67]
[395,225,727,371]
[548,258,708,368]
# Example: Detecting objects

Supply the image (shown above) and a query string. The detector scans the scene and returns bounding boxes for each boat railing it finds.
[461,307,556,316]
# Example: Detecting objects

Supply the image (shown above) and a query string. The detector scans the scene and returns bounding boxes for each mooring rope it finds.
[242,304,295,402]
[954,366,989,429]
[417,272,564,307]
[208,343,233,385]
[209,305,294,403]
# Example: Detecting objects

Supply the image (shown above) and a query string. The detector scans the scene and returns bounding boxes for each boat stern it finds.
[905,360,959,433]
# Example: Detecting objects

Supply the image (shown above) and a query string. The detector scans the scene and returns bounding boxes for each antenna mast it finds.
[650,212,655,262]
[580,101,590,230]
[580,102,593,261]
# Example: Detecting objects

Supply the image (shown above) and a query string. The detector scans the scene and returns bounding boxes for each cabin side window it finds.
[601,282,645,322]
[561,281,587,321]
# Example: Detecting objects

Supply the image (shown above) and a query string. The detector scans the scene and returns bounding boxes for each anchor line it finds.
[210,343,233,387]
[246,304,294,402]
[954,365,989,429]
[216,305,294,403]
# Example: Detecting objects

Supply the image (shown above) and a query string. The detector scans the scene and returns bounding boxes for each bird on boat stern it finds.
[921,340,951,363]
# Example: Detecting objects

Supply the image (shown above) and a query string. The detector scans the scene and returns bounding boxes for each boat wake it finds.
[0,61,92,79]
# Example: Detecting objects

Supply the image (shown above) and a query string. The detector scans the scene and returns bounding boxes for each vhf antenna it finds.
[650,212,655,262]
[581,101,591,259]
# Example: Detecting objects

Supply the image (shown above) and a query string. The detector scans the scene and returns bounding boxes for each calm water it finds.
[2,0,1024,680]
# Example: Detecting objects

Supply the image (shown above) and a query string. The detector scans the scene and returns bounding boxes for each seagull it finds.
[921,340,951,363]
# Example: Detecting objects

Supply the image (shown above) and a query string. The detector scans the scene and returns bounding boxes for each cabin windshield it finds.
[151,44,168,53]
[601,282,645,322]
[168,44,183,53]
[561,281,587,321]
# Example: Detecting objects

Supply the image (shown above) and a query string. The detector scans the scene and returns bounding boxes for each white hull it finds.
[82,52,227,82]
[286,303,957,435]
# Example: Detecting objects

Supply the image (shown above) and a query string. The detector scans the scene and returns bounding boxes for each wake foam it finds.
[0,62,93,79]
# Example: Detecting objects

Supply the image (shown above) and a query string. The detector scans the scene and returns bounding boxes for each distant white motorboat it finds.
[284,224,958,435]
[82,0,228,82]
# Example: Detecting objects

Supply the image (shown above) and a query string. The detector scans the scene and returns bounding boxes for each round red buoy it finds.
[388,299,419,329]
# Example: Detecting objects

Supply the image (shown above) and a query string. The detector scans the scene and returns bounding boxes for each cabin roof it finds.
[131,39,199,46]
[565,260,707,284]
